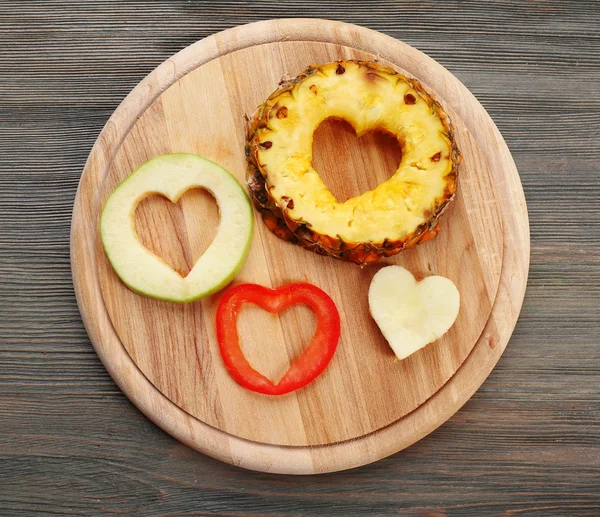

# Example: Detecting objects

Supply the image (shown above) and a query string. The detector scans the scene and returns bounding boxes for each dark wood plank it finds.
[1,0,599,515]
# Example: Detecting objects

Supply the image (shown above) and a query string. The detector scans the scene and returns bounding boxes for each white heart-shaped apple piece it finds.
[368,265,460,360]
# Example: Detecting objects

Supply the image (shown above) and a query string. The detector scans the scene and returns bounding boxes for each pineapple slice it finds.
[368,266,460,359]
[247,60,461,265]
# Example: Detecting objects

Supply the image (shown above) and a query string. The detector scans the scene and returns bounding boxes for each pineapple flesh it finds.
[246,60,461,265]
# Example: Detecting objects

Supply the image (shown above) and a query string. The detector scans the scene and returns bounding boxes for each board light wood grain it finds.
[70,18,528,473]
[95,40,503,447]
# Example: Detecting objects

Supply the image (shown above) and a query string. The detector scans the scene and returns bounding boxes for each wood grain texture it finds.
[1,0,599,514]
[72,19,517,470]
[89,38,504,448]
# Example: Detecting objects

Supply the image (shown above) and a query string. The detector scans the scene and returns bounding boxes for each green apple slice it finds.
[100,153,253,303]
[368,265,460,359]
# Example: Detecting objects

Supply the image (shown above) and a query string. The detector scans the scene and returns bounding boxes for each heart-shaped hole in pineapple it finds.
[135,188,220,278]
[312,118,403,203]
[236,302,317,384]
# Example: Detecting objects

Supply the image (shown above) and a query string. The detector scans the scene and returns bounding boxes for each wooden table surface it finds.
[1,1,598,515]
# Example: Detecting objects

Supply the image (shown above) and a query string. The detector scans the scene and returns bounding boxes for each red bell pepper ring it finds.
[216,282,341,395]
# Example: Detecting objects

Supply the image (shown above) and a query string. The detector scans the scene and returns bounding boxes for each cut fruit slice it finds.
[246,60,461,265]
[368,265,460,359]
[100,153,253,303]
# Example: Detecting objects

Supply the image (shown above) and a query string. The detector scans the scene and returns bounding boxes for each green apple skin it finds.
[100,153,254,303]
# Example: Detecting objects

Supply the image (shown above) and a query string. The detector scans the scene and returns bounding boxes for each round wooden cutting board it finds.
[71,19,529,474]
[97,40,504,448]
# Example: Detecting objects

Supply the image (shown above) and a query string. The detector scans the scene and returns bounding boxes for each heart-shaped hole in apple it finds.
[134,188,220,278]
[236,302,317,384]
[312,118,403,203]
